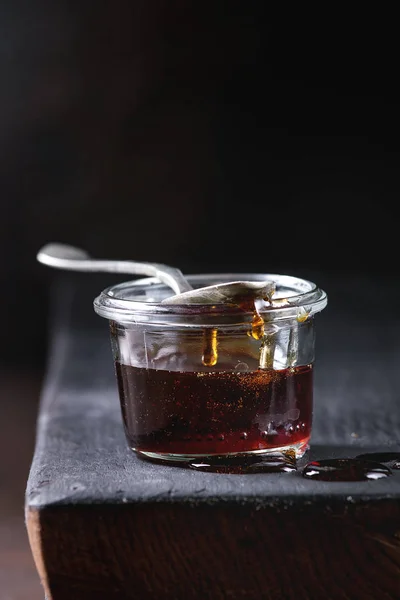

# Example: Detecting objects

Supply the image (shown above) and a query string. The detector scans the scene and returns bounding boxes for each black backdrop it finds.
[1,3,399,367]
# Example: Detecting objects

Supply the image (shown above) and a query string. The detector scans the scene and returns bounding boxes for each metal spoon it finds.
[37,243,275,304]
[37,242,192,296]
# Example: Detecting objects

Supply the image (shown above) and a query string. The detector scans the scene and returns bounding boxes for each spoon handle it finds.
[37,246,192,295]
[76,260,192,295]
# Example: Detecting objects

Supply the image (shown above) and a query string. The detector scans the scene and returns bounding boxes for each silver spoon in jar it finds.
[37,243,275,304]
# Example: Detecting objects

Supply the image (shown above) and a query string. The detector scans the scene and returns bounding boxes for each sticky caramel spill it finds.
[356,452,400,470]
[189,451,297,474]
[302,458,392,481]
[202,328,218,367]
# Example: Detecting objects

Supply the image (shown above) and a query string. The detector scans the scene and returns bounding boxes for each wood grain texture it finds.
[0,370,43,599]
[27,502,400,600]
[25,274,400,599]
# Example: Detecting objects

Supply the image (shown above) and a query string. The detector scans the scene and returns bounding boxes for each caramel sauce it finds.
[116,362,313,456]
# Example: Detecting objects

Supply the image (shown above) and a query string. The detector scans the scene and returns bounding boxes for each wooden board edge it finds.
[25,506,52,600]
[23,501,400,600]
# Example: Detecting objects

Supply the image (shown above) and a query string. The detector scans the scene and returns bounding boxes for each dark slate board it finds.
[27,272,400,508]
[25,272,400,600]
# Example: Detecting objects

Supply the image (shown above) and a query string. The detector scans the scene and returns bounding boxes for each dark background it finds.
[0,5,399,596]
[2,4,400,369]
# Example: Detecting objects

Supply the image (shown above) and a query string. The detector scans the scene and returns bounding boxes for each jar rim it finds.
[93,273,327,326]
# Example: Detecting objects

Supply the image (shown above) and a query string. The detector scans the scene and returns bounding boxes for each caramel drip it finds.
[251,310,265,340]
[202,328,218,367]
[240,299,265,340]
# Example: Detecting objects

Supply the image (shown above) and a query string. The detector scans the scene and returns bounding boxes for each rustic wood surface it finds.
[0,370,43,599]
[25,274,400,599]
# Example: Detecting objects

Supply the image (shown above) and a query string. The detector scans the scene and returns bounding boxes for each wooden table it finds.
[0,369,43,599]
[25,274,400,599]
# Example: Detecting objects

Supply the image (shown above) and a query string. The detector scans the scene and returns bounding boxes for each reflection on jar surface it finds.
[94,274,327,462]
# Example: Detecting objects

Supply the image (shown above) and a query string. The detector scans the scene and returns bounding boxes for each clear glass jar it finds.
[94,274,327,462]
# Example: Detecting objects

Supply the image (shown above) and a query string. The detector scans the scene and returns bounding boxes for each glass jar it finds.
[94,274,327,462]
